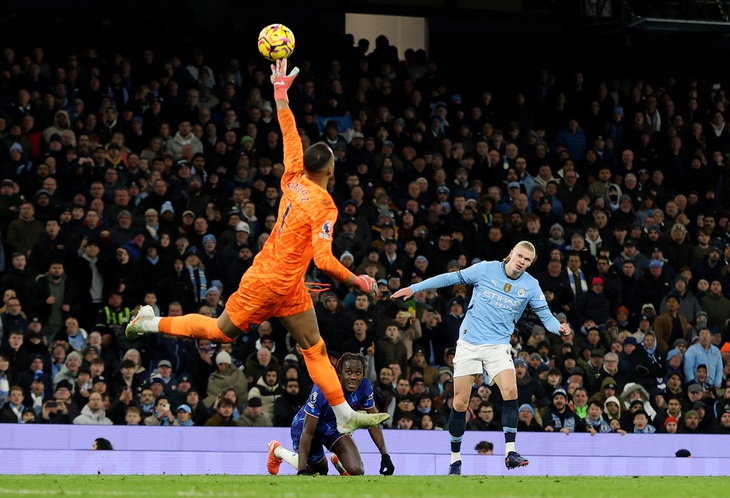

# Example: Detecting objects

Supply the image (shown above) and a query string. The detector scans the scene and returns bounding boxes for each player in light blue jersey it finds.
[266,353,394,476]
[391,241,571,474]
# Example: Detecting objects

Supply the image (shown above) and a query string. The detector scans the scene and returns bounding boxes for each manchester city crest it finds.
[503,283,512,292]
[517,288,526,297]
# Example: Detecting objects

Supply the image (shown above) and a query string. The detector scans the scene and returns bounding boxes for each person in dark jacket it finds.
[273,378,305,427]
[575,276,611,325]
[619,336,663,392]
[516,403,544,432]
[30,260,81,338]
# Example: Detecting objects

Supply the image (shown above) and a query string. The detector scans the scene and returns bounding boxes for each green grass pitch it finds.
[1,475,728,498]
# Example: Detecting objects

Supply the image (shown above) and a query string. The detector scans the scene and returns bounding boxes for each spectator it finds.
[631,409,656,434]
[584,400,611,434]
[247,366,282,420]
[175,404,195,426]
[31,260,81,339]
[467,401,500,431]
[575,277,611,326]
[205,351,248,408]
[185,389,211,427]
[701,280,730,333]
[0,385,26,423]
[144,396,179,426]
[544,388,581,433]
[273,378,304,427]
[72,391,112,425]
[236,396,272,427]
[683,328,723,388]
[6,202,44,258]
[653,294,690,353]
[516,403,543,432]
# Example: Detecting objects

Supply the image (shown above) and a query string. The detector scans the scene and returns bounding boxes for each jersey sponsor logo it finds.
[491,279,498,287]
[482,289,520,310]
[503,283,512,293]
[517,288,526,297]
[319,220,333,240]
[538,293,545,300]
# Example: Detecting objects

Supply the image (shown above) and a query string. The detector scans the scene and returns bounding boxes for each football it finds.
[257,24,295,61]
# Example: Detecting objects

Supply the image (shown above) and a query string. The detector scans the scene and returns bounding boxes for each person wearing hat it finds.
[392,240,571,473]
[543,388,580,434]
[642,257,673,309]
[406,346,438,388]
[659,275,701,326]
[333,216,367,266]
[125,60,387,435]
[203,284,225,317]
[203,351,248,410]
[700,279,730,332]
[691,243,725,288]
[574,275,611,326]
[171,404,193,426]
[516,402,543,432]
[613,237,650,279]
[681,409,703,434]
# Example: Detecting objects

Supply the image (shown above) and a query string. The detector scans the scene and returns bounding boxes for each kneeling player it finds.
[267,353,394,476]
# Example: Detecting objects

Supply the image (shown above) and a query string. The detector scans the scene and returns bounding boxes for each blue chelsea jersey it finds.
[292,378,375,435]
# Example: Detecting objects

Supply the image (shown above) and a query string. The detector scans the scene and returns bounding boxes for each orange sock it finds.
[301,338,346,406]
[158,315,233,343]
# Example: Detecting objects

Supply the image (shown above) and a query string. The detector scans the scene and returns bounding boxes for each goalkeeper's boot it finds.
[125,305,155,340]
[337,411,389,435]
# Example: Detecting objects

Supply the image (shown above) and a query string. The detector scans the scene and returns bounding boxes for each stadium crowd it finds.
[0,28,729,437]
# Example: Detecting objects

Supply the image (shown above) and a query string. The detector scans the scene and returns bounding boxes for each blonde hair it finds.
[504,240,537,264]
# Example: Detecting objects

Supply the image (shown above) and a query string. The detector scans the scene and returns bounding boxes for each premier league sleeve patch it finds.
[319,220,333,240]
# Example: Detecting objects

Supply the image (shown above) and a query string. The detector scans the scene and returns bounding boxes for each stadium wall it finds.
[0,426,727,476]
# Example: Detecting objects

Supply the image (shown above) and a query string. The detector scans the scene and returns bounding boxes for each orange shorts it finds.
[224,275,313,333]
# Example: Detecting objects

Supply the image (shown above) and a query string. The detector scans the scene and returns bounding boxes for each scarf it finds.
[188,265,207,301]
[585,235,602,257]
[10,403,24,423]
[30,392,44,415]
[567,270,588,298]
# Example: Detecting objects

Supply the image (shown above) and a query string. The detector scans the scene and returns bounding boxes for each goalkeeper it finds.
[125,59,387,435]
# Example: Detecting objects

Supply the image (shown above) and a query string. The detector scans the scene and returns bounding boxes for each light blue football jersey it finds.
[410,260,561,345]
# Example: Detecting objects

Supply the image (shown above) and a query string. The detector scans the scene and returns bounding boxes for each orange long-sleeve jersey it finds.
[244,108,352,294]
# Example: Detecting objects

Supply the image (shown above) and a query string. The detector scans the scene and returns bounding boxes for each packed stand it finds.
[0,34,729,435]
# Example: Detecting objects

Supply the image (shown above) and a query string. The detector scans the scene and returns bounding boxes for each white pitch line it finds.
[0,488,355,498]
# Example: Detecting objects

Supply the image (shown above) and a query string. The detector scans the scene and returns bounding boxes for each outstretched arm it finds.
[271,59,303,180]
[391,271,464,300]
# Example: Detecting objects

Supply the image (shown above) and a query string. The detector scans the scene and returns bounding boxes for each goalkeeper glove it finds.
[350,274,378,298]
[270,59,299,103]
